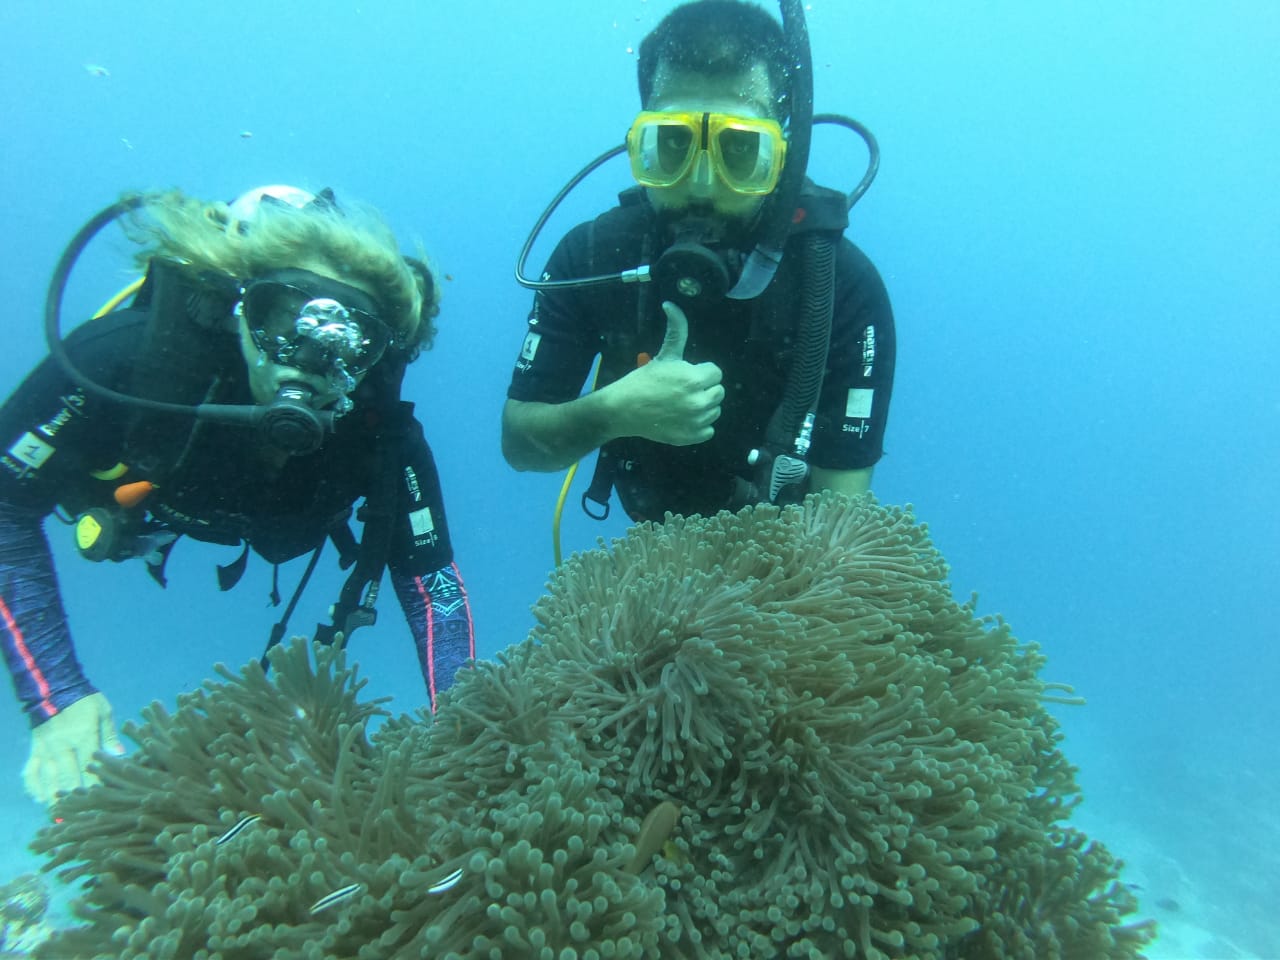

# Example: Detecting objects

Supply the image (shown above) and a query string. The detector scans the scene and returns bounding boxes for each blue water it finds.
[1,2,1276,955]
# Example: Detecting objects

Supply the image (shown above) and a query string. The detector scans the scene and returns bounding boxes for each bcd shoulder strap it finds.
[581,197,657,521]
[312,397,411,649]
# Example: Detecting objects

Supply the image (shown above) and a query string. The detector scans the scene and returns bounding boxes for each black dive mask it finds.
[234,269,397,453]
[237,269,394,383]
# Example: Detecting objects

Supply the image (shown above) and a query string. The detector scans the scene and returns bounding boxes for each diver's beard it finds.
[657,205,758,252]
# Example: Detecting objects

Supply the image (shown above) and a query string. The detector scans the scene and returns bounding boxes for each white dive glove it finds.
[22,692,125,805]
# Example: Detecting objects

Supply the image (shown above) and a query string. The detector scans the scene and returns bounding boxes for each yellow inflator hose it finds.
[550,355,603,566]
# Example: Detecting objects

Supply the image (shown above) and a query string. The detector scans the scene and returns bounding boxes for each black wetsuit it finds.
[0,261,474,726]
[507,184,897,519]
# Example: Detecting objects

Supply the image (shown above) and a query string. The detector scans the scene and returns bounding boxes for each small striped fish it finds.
[428,868,464,894]
[214,814,261,846]
[309,882,363,915]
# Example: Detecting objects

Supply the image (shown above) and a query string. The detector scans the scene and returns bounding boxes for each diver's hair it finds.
[123,190,437,356]
[637,0,790,122]
[401,253,440,359]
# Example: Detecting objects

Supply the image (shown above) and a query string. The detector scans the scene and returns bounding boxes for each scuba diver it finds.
[503,0,896,522]
[0,185,475,805]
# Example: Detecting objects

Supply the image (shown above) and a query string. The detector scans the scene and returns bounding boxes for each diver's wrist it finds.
[586,381,636,446]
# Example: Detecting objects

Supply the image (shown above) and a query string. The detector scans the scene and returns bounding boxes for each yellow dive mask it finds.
[626,110,787,196]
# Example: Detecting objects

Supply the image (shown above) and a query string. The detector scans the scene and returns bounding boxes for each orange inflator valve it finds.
[113,480,154,508]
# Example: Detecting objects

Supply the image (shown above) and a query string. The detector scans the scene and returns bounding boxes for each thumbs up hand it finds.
[653,298,692,362]
[607,301,724,446]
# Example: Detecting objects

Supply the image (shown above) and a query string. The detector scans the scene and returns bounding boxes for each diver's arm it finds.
[503,302,723,472]
[0,346,124,727]
[0,502,123,804]
[0,333,138,801]
[806,241,896,499]
[389,563,474,713]
[0,501,96,726]
[809,465,874,498]
[501,393,622,472]
[385,412,475,710]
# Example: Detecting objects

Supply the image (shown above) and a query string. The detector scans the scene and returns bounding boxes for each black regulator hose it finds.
[44,196,153,410]
[514,145,645,291]
[728,0,814,300]
[764,234,834,456]
[759,113,877,464]
[752,111,878,496]
[814,113,881,211]
[45,197,334,454]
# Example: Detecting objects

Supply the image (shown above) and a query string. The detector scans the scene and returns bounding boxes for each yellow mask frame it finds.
[626,110,787,196]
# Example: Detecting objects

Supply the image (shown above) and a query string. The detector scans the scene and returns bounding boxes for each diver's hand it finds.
[22,692,124,805]
[609,301,724,446]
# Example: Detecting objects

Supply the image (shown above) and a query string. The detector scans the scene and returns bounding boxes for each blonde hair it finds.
[124,189,439,355]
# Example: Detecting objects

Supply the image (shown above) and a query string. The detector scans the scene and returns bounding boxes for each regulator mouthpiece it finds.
[259,383,334,456]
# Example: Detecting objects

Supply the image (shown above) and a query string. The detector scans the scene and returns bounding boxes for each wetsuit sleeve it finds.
[385,411,474,710]
[0,334,132,727]
[0,502,96,726]
[506,222,603,404]
[389,562,474,714]
[809,239,897,471]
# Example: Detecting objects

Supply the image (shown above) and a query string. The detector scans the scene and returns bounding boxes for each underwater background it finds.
[0,1,1275,956]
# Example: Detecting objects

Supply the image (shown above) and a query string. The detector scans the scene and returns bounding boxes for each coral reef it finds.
[32,493,1155,958]
[0,872,53,953]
